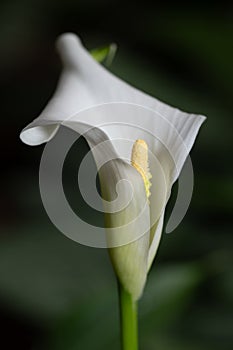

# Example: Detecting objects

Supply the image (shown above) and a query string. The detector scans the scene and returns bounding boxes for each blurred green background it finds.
[1,0,233,349]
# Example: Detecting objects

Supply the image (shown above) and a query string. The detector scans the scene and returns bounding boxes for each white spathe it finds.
[20,33,206,300]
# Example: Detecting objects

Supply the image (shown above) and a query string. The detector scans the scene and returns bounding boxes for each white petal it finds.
[20,33,205,165]
[20,33,205,188]
[20,32,205,188]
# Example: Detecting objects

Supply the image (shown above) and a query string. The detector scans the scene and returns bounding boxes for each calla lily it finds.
[20,33,206,301]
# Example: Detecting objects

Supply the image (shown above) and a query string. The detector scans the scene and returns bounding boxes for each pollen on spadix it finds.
[131,139,152,199]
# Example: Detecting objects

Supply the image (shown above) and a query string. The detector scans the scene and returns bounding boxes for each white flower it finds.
[20,33,206,300]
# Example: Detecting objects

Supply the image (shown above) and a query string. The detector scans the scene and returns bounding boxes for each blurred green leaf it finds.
[0,227,114,325]
[140,263,203,328]
[90,43,117,66]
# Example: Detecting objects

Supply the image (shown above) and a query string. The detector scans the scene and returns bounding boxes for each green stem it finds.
[118,282,138,350]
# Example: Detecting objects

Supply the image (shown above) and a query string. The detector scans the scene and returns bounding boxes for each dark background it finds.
[1,1,233,349]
